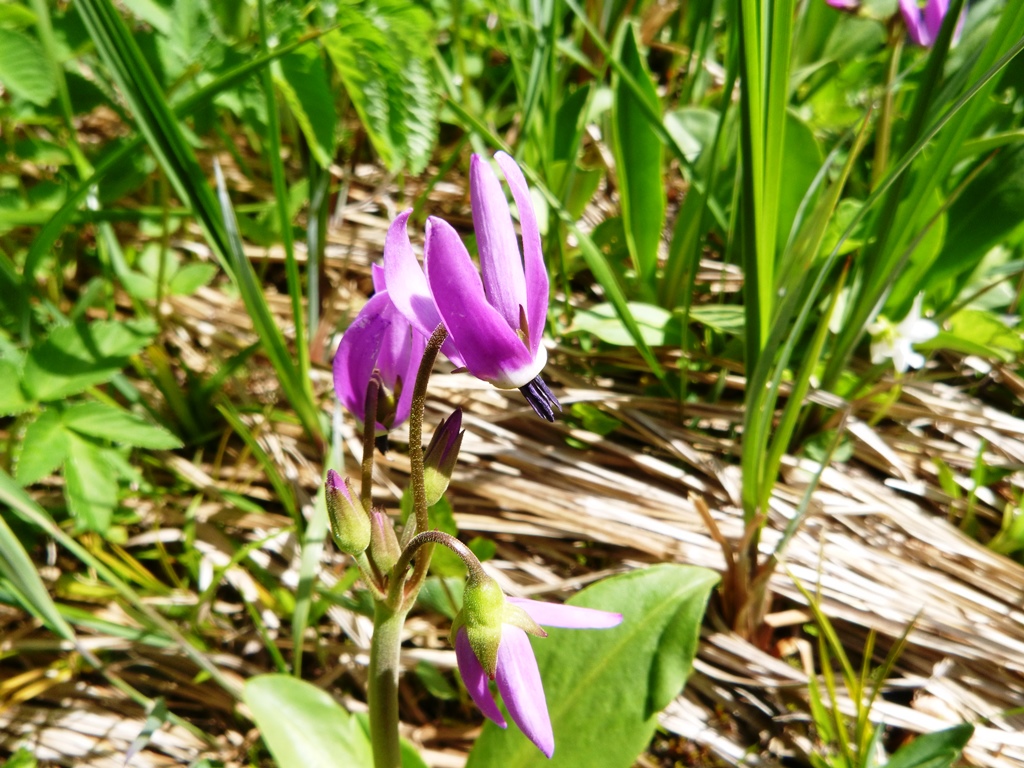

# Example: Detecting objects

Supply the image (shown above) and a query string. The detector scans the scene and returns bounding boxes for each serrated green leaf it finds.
[0,28,56,106]
[62,401,182,449]
[244,674,373,768]
[23,319,157,401]
[467,564,718,768]
[324,1,437,174]
[64,434,118,533]
[15,408,68,486]
[0,360,31,416]
[273,44,335,168]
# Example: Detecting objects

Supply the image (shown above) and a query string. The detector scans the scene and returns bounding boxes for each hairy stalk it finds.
[389,531,485,606]
[403,326,448,605]
[367,326,447,768]
[368,600,407,768]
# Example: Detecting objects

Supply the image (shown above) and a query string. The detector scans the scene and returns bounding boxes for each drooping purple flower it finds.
[455,597,622,758]
[333,290,425,431]
[387,153,560,421]
[899,0,965,47]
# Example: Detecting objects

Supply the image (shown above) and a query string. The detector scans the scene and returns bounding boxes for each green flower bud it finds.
[325,469,370,555]
[423,408,463,507]
[368,509,401,575]
[452,571,506,677]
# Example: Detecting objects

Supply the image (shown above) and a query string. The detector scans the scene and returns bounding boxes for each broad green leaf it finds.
[884,723,974,768]
[0,28,56,106]
[417,576,465,620]
[273,44,336,168]
[23,319,157,401]
[922,310,1024,362]
[415,661,459,700]
[611,23,665,288]
[467,564,719,768]
[568,302,680,347]
[778,113,824,253]
[929,144,1024,296]
[168,261,217,294]
[664,107,719,164]
[0,360,31,416]
[244,674,373,768]
[62,401,182,450]
[689,305,746,336]
[15,408,68,486]
[64,433,118,533]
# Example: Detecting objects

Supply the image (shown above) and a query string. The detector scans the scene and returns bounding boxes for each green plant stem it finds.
[871,31,903,191]
[361,379,381,511]
[368,601,408,768]
[402,326,448,603]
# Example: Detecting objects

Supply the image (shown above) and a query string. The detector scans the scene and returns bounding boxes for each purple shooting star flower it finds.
[454,591,622,758]
[899,0,965,47]
[332,290,426,431]
[415,152,559,421]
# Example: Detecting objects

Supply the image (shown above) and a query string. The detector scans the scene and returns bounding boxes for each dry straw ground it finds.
[3,161,1024,767]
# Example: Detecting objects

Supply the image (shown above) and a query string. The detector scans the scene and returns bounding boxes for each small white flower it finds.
[869,294,939,373]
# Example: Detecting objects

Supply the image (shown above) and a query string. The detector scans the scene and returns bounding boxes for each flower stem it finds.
[402,326,448,605]
[368,600,408,768]
[361,379,381,511]
[390,531,485,602]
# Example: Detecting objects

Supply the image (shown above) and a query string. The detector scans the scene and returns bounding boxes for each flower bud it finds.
[325,469,370,556]
[423,408,463,507]
[369,509,401,575]
[451,571,506,677]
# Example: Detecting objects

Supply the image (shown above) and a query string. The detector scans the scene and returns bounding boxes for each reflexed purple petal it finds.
[470,154,528,332]
[383,211,439,337]
[425,217,542,388]
[923,0,948,42]
[333,293,390,420]
[382,210,465,367]
[495,626,554,758]
[900,0,930,45]
[825,0,858,8]
[371,263,386,293]
[455,628,507,727]
[509,597,623,629]
[495,152,548,355]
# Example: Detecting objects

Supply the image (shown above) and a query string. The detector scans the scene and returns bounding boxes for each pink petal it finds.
[495,626,554,758]
[495,152,549,355]
[509,597,624,630]
[923,0,948,42]
[455,628,507,727]
[425,217,542,389]
[371,263,386,293]
[382,210,465,367]
[383,211,440,338]
[333,293,390,420]
[900,0,930,45]
[470,154,529,333]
